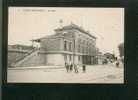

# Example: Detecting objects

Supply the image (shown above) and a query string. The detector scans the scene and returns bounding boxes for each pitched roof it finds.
[32,23,97,42]
[55,23,97,39]
[31,34,63,42]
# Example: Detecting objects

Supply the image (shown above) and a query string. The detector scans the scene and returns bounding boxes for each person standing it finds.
[82,64,86,73]
[70,63,73,72]
[115,57,120,68]
[65,62,69,72]
[74,64,79,73]
[68,61,72,72]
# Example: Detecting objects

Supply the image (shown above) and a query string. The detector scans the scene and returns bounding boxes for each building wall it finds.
[8,50,47,67]
[38,25,97,65]
[74,55,82,65]
[46,54,64,66]
[45,53,83,66]
[59,29,97,65]
[8,50,28,67]
[56,29,95,65]
[56,29,97,56]
[75,30,96,56]
[18,52,46,67]
[40,38,62,51]
[58,29,74,52]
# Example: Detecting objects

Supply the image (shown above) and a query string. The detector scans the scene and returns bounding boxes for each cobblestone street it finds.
[8,64,124,83]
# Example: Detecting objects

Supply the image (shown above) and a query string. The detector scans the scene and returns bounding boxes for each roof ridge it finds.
[55,23,97,39]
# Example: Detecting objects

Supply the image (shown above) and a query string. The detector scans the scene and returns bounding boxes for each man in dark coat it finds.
[116,61,120,68]
[82,64,86,73]
[70,63,73,72]
[65,62,69,72]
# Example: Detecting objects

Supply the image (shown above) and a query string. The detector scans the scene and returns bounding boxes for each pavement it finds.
[7,64,124,83]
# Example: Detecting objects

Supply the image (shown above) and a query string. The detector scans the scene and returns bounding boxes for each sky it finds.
[8,7,124,56]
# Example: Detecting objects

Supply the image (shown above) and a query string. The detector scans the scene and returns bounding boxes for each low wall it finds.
[18,52,46,67]
[8,50,47,67]
[8,50,28,67]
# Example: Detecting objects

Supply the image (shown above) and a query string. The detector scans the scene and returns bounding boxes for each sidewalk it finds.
[8,64,103,70]
[7,64,124,83]
[8,65,64,70]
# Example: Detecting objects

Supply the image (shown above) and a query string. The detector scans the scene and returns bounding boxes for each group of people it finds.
[102,59,123,68]
[65,62,86,73]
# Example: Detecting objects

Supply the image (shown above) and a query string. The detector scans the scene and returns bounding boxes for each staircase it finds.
[11,48,39,67]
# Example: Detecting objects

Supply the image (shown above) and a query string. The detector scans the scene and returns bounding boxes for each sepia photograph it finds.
[7,7,124,83]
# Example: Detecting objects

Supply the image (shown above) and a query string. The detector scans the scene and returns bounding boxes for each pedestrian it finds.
[116,61,120,68]
[74,64,79,73]
[70,63,73,72]
[82,64,86,73]
[65,62,69,72]
[68,61,72,72]
[102,60,105,65]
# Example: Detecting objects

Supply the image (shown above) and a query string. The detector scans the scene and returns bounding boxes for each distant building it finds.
[96,52,106,64]
[104,52,116,63]
[8,44,34,51]
[33,23,97,65]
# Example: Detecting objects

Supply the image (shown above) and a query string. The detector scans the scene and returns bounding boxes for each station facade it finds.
[33,23,97,65]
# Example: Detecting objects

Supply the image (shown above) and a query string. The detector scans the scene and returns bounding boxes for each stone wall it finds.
[46,54,64,66]
[8,50,28,67]
[8,50,47,67]
[40,38,62,51]
[17,52,46,67]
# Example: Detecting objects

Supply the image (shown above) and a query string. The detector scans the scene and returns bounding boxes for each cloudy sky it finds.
[8,7,124,56]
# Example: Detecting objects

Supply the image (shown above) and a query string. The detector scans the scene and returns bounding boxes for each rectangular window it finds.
[69,55,72,61]
[82,46,84,53]
[89,48,91,54]
[79,56,81,61]
[64,41,67,51]
[69,42,72,51]
[87,47,89,54]
[78,45,80,52]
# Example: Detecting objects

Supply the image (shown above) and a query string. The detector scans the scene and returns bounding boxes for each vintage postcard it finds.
[7,7,124,83]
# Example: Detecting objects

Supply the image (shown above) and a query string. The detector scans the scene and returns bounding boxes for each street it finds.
[7,64,124,83]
